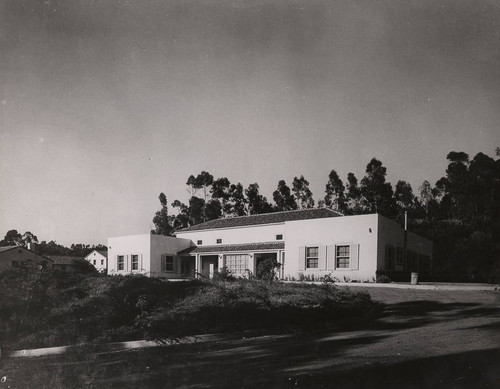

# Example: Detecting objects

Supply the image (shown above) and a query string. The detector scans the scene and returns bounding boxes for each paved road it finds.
[2,287,500,388]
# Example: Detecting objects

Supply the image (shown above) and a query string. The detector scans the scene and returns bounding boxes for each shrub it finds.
[376,275,392,283]
[0,272,380,349]
[212,266,235,281]
[256,257,281,281]
[321,273,336,284]
[71,259,99,275]
[141,279,380,340]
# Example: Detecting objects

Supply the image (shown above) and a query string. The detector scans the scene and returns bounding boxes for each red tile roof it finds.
[177,208,341,233]
[178,241,285,254]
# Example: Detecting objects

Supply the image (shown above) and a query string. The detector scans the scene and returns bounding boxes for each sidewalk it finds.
[336,281,499,291]
[6,332,287,358]
[285,280,499,291]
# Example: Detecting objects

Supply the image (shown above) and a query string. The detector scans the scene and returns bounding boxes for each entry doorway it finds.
[201,255,219,278]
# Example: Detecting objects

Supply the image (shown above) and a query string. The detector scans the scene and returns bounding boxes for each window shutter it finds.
[298,247,306,271]
[327,245,335,270]
[161,255,165,272]
[318,245,327,270]
[350,244,359,270]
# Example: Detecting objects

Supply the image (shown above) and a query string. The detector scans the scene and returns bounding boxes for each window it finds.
[276,234,283,240]
[306,246,319,268]
[162,256,174,272]
[132,255,139,270]
[225,254,249,275]
[101,260,104,265]
[216,238,222,244]
[197,240,203,245]
[336,245,350,268]
[93,260,96,265]
[117,255,124,271]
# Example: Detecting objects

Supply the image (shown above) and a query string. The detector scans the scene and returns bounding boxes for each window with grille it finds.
[131,254,139,270]
[336,245,350,268]
[117,255,124,270]
[224,254,249,275]
[306,247,319,268]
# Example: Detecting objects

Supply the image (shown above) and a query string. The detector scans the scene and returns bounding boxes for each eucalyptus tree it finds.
[345,172,363,214]
[246,183,274,215]
[323,170,345,213]
[273,180,298,211]
[152,192,175,236]
[360,158,396,217]
[292,175,315,209]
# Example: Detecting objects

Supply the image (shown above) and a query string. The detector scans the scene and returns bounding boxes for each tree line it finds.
[153,149,500,281]
[0,230,107,257]
[152,158,399,235]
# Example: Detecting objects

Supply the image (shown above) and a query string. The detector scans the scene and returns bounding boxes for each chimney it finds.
[27,242,37,252]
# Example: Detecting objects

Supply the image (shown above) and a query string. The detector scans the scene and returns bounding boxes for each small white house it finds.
[85,250,108,272]
[107,209,433,281]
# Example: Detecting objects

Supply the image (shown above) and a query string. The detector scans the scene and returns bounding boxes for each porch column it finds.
[279,250,285,279]
[247,254,255,276]
[195,254,201,278]
[218,254,224,270]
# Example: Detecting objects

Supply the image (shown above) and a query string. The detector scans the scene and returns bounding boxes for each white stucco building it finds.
[107,234,194,278]
[85,250,108,272]
[107,209,433,281]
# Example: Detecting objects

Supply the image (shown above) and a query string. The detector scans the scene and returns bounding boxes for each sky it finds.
[1,0,499,246]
